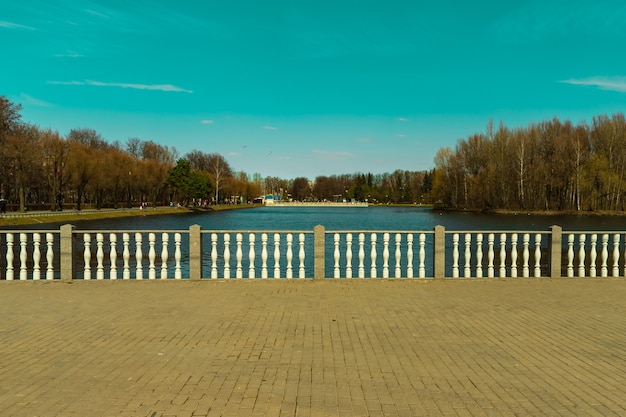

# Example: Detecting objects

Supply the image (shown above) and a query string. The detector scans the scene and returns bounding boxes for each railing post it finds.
[550,225,563,278]
[189,225,202,280]
[60,224,75,281]
[434,225,446,279]
[314,225,325,279]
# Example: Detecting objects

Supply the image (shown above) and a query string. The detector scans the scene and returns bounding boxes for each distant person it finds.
[0,199,6,213]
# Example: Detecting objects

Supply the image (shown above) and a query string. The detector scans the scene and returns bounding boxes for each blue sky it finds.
[2,0,626,180]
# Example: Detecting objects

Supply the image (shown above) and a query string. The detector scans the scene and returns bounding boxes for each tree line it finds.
[0,96,435,212]
[431,115,626,211]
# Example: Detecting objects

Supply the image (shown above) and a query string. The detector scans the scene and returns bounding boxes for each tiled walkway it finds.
[1,279,625,417]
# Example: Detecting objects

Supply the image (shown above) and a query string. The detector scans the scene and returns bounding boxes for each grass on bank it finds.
[0,204,262,227]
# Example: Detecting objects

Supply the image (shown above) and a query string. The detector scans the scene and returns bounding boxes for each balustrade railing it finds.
[2,225,626,280]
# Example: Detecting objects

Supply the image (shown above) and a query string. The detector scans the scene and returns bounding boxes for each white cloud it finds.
[19,93,53,107]
[313,150,353,160]
[560,76,626,93]
[0,21,36,30]
[54,51,83,58]
[200,119,214,124]
[262,125,278,130]
[397,117,408,122]
[47,80,193,93]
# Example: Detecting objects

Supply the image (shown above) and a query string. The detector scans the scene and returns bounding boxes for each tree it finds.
[0,96,22,141]
[290,177,311,201]
[165,159,212,205]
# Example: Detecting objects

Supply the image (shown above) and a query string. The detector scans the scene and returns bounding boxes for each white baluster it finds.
[567,234,574,277]
[298,233,305,279]
[578,234,586,277]
[408,233,415,278]
[261,233,268,279]
[46,233,54,280]
[110,233,118,280]
[590,234,597,277]
[382,233,389,278]
[534,234,541,277]
[123,233,130,280]
[135,233,143,280]
[370,233,377,278]
[20,233,27,280]
[148,233,156,279]
[273,233,281,279]
[358,233,365,278]
[334,233,340,278]
[83,233,91,280]
[249,233,256,279]
[346,233,353,278]
[520,233,530,276]
[510,233,518,277]
[418,233,425,278]
[236,233,243,279]
[286,233,293,279]
[33,233,41,280]
[476,233,483,278]
[487,233,494,278]
[464,234,471,278]
[452,233,459,278]
[395,233,402,278]
[211,233,218,279]
[160,233,168,279]
[612,234,620,277]
[601,234,608,277]
[224,233,231,279]
[174,233,182,279]
[96,233,104,280]
[6,233,14,281]
[499,233,506,278]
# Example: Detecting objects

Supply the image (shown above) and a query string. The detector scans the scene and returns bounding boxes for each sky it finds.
[2,0,626,180]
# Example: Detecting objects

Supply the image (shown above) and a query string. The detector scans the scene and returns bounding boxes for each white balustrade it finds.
[3,227,626,281]
[174,233,182,279]
[499,234,506,278]
[83,233,91,280]
[334,233,340,278]
[223,233,231,279]
[394,233,402,278]
[96,233,105,280]
[464,234,471,278]
[299,233,306,279]
[249,233,256,279]
[46,233,54,280]
[382,233,389,278]
[33,233,41,280]
[286,234,293,279]
[236,233,243,279]
[487,233,494,278]
[590,234,597,277]
[110,233,118,280]
[261,233,268,279]
[345,233,353,278]
[148,233,156,280]
[370,233,377,278]
[160,233,168,280]
[20,233,27,280]
[6,233,14,280]
[476,233,483,278]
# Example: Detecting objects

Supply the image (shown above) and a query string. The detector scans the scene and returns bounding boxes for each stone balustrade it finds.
[1,225,626,280]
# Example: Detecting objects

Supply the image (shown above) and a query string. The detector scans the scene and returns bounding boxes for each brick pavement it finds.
[0,279,625,417]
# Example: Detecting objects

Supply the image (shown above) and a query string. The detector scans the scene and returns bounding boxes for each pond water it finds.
[60,205,626,232]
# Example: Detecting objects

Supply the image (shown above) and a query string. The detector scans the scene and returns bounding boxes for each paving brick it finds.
[1,279,625,416]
